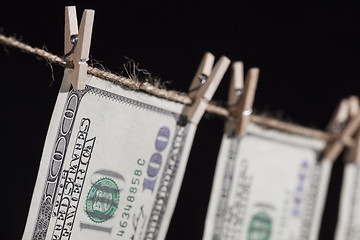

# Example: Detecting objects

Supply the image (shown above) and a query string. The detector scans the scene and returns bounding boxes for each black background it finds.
[1,1,360,239]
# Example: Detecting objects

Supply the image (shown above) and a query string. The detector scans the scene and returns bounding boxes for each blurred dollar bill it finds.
[335,163,360,240]
[203,122,330,240]
[22,69,197,240]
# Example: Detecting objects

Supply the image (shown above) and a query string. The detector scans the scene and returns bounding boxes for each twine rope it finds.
[0,33,334,142]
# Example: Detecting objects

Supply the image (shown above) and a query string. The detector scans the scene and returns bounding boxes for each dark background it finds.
[1,1,360,239]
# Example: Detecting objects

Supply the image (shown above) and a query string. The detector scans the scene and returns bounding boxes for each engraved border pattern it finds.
[346,165,360,239]
[214,137,241,240]
[144,124,190,239]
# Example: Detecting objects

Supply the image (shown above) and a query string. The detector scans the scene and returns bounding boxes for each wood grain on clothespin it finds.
[64,6,95,90]
[228,61,244,116]
[64,6,78,62]
[187,55,231,124]
[234,68,260,136]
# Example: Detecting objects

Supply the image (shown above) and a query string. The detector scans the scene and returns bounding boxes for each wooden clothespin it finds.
[323,97,360,162]
[228,61,244,116]
[186,53,231,124]
[233,67,260,136]
[64,6,95,90]
[344,96,360,163]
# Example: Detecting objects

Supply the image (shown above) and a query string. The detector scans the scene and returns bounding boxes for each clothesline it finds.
[0,33,336,143]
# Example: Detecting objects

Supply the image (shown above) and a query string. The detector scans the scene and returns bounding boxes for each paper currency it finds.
[22,69,197,240]
[203,122,330,240]
[335,163,360,240]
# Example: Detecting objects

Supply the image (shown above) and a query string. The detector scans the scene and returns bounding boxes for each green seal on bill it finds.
[248,211,272,240]
[86,177,120,223]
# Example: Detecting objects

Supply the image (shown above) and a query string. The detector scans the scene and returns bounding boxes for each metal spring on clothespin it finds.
[64,6,95,90]
[188,73,208,93]
[64,35,79,58]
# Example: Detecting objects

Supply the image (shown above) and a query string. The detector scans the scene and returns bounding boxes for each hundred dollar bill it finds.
[22,69,197,240]
[335,162,360,240]
[203,122,330,240]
